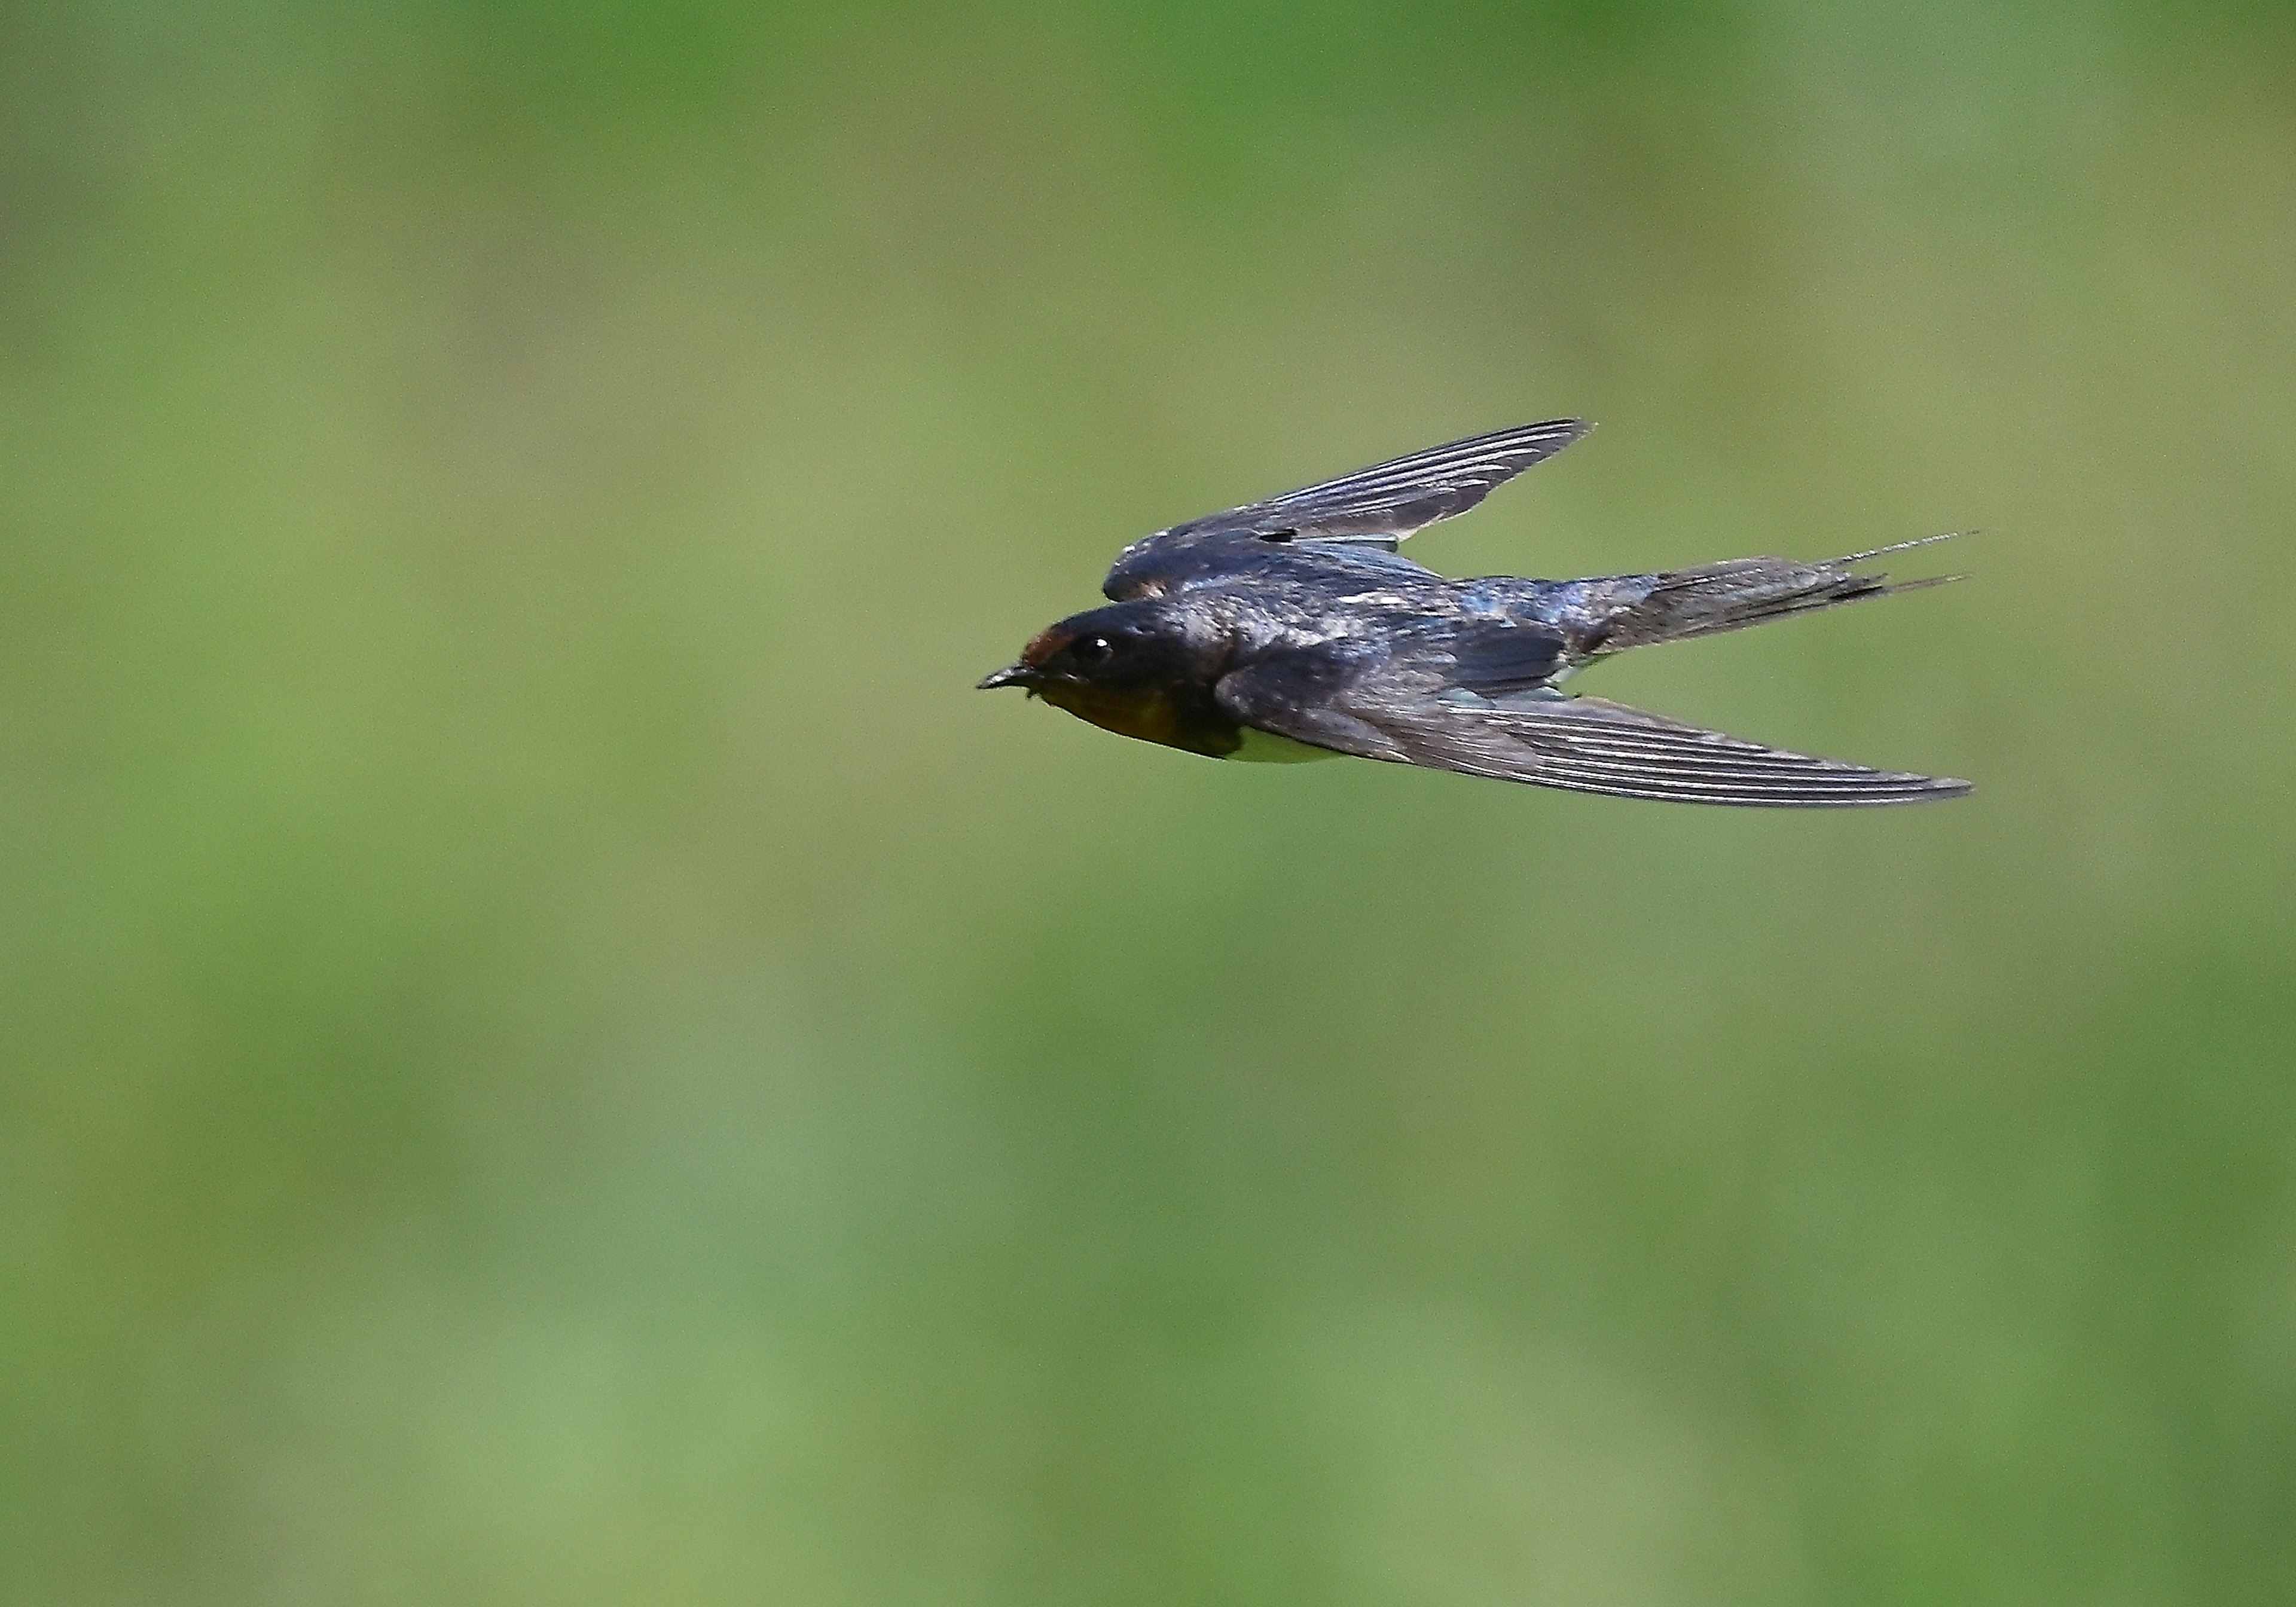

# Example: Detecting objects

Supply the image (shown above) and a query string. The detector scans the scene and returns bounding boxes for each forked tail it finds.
[1595,533,1967,654]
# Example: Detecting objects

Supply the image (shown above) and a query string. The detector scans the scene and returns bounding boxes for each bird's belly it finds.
[1228,728,1339,763]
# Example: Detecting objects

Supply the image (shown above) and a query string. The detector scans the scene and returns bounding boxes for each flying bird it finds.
[978,421,1970,805]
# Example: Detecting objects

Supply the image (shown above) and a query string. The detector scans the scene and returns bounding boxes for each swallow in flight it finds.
[978,421,1970,805]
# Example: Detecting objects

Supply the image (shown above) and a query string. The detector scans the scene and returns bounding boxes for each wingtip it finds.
[1861,774,1973,805]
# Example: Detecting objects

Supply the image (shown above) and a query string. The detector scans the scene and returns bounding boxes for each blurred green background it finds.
[5,1,2294,1602]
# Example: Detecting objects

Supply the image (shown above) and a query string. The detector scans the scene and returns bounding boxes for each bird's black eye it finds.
[1074,635,1113,664]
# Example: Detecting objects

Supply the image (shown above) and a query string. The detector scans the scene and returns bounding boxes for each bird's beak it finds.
[976,662,1032,690]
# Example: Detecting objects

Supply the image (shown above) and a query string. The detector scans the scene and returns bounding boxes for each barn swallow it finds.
[979,420,1970,805]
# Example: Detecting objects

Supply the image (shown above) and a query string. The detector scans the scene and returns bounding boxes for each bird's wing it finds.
[1173,418,1592,547]
[1214,644,1970,807]
[1104,420,1589,600]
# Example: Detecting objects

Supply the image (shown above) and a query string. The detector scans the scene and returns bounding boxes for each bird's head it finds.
[975,600,1201,695]
[976,600,1232,754]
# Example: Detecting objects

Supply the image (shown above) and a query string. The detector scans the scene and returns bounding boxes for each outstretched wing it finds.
[1215,646,1969,807]
[1171,418,1592,548]
[1106,419,1589,600]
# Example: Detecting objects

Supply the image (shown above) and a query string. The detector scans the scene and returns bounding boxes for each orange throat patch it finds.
[1037,682,1236,757]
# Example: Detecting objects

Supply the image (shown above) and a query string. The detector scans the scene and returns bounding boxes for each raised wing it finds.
[1171,418,1592,547]
[1216,647,1969,806]
[1106,419,1589,600]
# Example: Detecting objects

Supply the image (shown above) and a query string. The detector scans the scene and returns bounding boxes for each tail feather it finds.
[1596,532,1968,653]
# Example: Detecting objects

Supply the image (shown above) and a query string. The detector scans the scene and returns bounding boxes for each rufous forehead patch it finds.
[1021,624,1073,665]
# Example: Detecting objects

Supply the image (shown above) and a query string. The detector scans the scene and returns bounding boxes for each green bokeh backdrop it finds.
[5,3,2294,1603]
